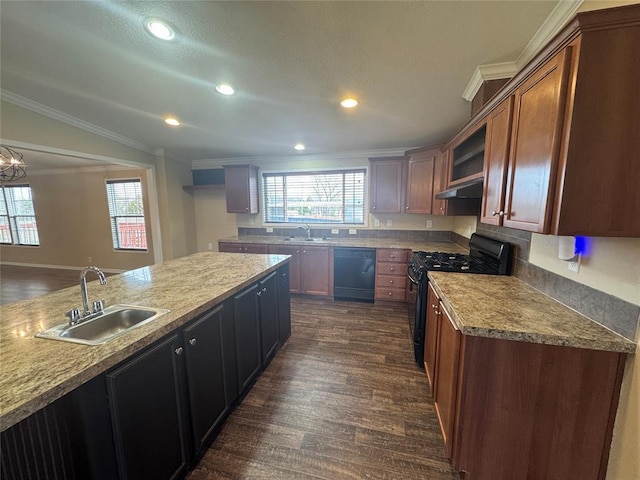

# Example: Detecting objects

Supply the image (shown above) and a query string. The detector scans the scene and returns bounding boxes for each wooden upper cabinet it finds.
[432,150,448,216]
[369,157,406,213]
[223,165,259,214]
[502,48,571,232]
[480,96,513,225]
[405,148,437,214]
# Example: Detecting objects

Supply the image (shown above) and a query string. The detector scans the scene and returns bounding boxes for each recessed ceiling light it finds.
[340,98,359,109]
[145,19,175,41]
[294,144,305,151]
[215,84,235,96]
[164,117,180,126]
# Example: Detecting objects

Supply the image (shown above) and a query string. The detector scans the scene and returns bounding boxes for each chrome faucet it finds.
[67,266,107,325]
[303,224,311,239]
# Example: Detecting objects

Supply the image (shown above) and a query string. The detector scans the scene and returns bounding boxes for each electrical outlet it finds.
[208,242,213,250]
[331,228,339,235]
[374,218,380,227]
[266,227,273,233]
[386,219,392,227]
[426,220,433,229]
[568,256,581,273]
[349,229,357,235]
[249,218,254,225]
[88,256,92,263]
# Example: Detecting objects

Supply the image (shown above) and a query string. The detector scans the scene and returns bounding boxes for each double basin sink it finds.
[36,304,170,346]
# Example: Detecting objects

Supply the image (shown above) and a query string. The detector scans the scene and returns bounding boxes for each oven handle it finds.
[407,265,420,286]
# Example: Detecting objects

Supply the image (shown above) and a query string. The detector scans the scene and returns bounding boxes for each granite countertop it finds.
[0,252,290,432]
[428,272,636,354]
[219,235,470,254]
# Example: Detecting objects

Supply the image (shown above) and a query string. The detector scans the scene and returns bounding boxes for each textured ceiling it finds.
[0,1,558,164]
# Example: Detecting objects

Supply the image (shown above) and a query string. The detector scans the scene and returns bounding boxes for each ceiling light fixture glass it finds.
[164,117,180,126]
[340,98,359,108]
[146,19,175,41]
[215,84,235,96]
[294,144,305,151]
[0,145,27,181]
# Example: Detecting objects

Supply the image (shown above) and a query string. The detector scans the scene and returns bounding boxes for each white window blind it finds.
[0,185,39,246]
[263,169,366,224]
[105,179,148,250]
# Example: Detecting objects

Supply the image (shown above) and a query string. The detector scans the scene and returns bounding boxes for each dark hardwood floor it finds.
[188,298,459,480]
[0,265,81,305]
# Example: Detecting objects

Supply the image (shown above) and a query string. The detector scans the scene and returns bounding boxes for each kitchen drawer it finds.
[377,249,408,263]
[375,286,407,302]
[376,262,406,276]
[377,275,407,289]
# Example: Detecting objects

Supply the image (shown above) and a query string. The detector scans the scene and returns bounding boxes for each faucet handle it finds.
[92,300,105,313]
[66,308,81,325]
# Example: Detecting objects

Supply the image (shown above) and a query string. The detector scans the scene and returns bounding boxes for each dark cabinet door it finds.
[405,151,435,214]
[277,265,292,345]
[233,283,261,393]
[369,157,406,213]
[269,245,301,293]
[107,334,190,480]
[258,271,279,366]
[183,304,229,452]
[220,300,239,405]
[224,165,259,214]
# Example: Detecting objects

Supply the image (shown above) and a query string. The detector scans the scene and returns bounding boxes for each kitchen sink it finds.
[283,237,331,242]
[35,304,170,346]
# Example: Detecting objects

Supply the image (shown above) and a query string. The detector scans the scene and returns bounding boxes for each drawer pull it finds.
[389,267,395,272]
[388,292,393,296]
[389,280,394,284]
[175,347,183,356]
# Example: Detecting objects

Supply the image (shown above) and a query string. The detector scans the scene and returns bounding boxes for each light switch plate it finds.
[266,227,274,233]
[386,219,392,227]
[331,228,339,234]
[349,229,357,235]
[374,218,380,227]
[568,256,581,273]
[426,220,433,229]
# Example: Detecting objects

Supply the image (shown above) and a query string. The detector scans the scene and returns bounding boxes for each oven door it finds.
[407,264,428,366]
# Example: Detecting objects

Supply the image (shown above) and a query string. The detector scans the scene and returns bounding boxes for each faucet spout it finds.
[80,266,107,316]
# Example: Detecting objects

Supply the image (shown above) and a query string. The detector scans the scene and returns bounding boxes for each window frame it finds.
[262,168,367,226]
[0,184,40,247]
[105,178,149,252]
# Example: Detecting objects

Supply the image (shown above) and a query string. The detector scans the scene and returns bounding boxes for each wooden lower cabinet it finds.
[300,246,330,296]
[436,328,625,479]
[433,303,460,459]
[219,242,269,254]
[269,245,302,293]
[375,248,409,302]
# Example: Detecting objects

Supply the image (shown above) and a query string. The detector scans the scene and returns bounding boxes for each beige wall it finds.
[1,101,198,266]
[0,168,155,270]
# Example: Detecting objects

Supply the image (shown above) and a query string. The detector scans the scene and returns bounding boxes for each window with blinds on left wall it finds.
[105,179,148,251]
[0,184,40,246]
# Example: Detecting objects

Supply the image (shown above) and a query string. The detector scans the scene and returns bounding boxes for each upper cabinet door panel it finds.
[224,165,259,214]
[405,152,436,214]
[503,48,571,233]
[480,96,513,226]
[369,157,406,213]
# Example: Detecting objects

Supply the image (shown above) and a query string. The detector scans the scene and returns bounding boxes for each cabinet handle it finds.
[282,272,287,278]
[440,206,444,211]
[492,210,505,217]
[373,206,376,210]
[262,287,267,292]
[388,292,393,296]
[389,267,395,272]
[245,207,249,212]
[189,338,197,346]
[405,206,409,210]
[257,291,262,297]
[175,347,183,355]
[389,280,394,284]
[390,254,395,258]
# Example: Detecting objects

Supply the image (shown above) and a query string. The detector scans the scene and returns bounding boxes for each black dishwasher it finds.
[333,248,376,302]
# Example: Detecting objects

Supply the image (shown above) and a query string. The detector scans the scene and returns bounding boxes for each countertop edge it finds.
[428,273,636,355]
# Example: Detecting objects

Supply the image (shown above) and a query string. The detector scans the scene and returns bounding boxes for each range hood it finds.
[435,177,483,199]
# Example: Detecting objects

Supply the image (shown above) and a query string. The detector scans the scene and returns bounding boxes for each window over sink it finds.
[262,169,366,224]
[105,179,148,251]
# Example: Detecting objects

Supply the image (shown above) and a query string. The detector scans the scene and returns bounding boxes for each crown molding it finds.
[462,0,584,102]
[27,165,137,176]
[462,62,518,102]
[515,0,584,70]
[1,89,153,154]
[191,147,411,169]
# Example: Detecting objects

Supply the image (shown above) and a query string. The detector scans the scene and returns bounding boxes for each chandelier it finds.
[0,145,27,181]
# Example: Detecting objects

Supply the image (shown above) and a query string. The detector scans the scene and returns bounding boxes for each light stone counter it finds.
[219,235,469,254]
[0,252,290,431]
[428,272,636,354]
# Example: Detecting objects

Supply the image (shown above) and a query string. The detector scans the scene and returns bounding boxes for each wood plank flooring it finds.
[188,298,459,480]
[0,265,82,305]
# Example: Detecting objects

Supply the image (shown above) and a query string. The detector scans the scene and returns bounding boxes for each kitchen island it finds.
[1,251,292,480]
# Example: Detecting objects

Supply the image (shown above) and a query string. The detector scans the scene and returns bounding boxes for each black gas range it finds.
[407,233,511,365]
